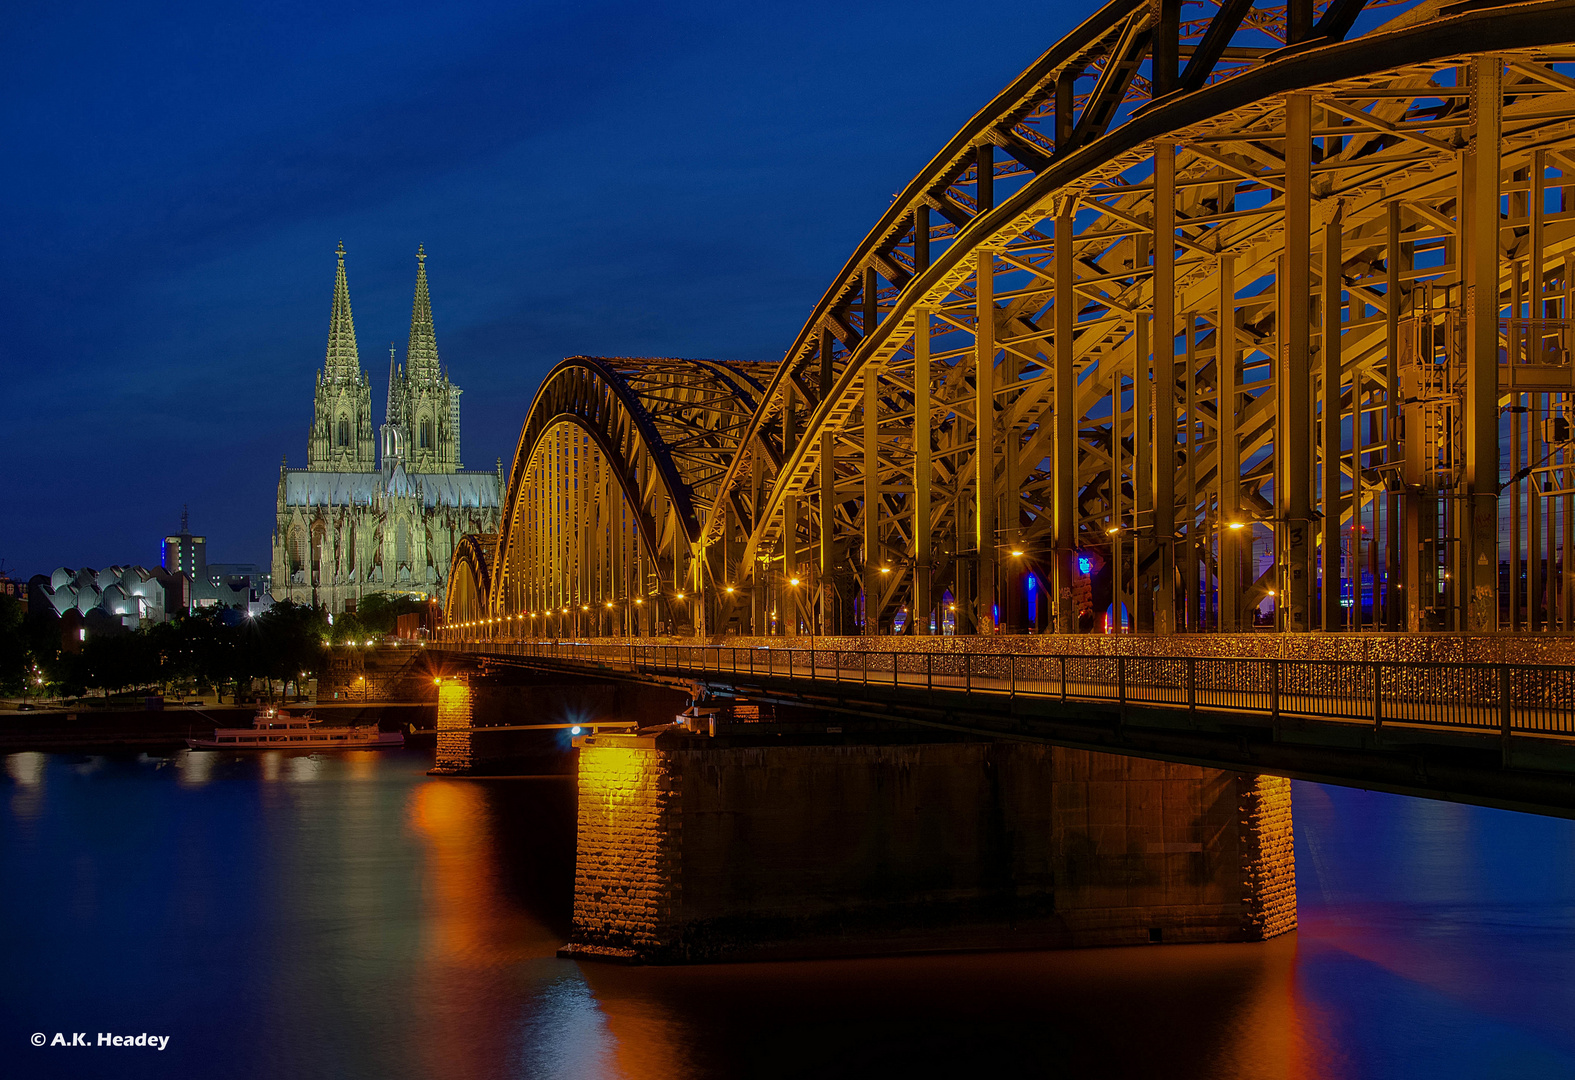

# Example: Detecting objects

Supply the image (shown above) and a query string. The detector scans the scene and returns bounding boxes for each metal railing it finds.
[436,639,1575,740]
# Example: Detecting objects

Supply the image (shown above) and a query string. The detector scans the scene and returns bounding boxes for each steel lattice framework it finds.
[447,0,1575,642]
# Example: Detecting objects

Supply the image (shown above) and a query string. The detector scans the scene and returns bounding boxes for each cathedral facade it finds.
[272,245,502,615]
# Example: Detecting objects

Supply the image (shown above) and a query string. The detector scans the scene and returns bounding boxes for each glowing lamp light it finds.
[1107,525,1121,535]
[676,593,686,600]
[634,599,643,606]
[433,678,442,685]
[1228,521,1246,530]
[788,578,800,587]
[879,566,891,574]
[725,587,735,594]
[1077,555,1093,575]
[570,725,582,736]
[1010,550,1024,557]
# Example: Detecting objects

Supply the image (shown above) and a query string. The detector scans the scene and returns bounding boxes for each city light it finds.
[789,578,800,587]
[1228,521,1246,530]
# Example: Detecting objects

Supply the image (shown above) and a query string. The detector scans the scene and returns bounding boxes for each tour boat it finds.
[186,705,404,750]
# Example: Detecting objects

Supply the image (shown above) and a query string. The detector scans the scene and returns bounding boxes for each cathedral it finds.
[272,244,502,615]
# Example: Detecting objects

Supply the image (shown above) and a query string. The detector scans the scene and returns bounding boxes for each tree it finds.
[355,592,426,636]
[330,611,365,646]
[256,602,328,699]
[0,595,25,697]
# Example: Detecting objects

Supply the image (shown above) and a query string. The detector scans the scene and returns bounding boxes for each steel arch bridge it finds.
[446,0,1575,644]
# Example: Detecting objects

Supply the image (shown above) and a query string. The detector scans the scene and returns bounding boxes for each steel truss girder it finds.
[713,0,1575,636]
[459,0,1575,640]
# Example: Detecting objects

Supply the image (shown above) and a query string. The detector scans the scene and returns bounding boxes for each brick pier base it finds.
[563,733,1295,963]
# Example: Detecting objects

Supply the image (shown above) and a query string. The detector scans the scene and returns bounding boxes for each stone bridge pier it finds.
[432,671,687,776]
[562,726,1295,963]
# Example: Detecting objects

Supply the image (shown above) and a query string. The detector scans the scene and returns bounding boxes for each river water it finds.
[3,747,1573,1079]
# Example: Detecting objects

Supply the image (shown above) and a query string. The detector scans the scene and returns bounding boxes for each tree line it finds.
[0,592,427,704]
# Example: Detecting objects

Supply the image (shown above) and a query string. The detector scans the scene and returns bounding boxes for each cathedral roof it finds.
[323,242,362,385]
[405,245,440,384]
[282,468,500,510]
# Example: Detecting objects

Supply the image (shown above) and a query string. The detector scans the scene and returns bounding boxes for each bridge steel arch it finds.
[443,532,495,640]
[452,0,1575,643]
[475,356,773,638]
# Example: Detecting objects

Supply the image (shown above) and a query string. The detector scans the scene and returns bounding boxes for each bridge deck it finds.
[436,639,1575,818]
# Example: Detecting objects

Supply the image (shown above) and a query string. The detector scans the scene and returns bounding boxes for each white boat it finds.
[186,705,404,750]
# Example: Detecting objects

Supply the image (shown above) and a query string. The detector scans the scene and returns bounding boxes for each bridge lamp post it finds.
[1105,524,1184,634]
[785,576,806,640]
[1223,514,1308,631]
[873,563,905,635]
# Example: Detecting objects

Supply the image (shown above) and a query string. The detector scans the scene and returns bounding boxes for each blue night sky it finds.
[1,1,1093,578]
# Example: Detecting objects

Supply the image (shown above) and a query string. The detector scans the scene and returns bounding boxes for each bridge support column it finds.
[563,733,1295,963]
[1465,55,1502,632]
[914,308,933,634]
[782,382,798,636]
[975,249,998,633]
[1218,254,1241,630]
[1321,209,1345,632]
[864,361,881,634]
[1054,205,1078,636]
[1280,94,1314,632]
[1153,139,1178,633]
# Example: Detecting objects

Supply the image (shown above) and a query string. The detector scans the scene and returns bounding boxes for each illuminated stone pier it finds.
[563,731,1294,964]
[432,675,684,776]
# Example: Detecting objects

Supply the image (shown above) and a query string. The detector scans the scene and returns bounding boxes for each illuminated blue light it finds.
[570,725,582,735]
[1077,555,1093,575]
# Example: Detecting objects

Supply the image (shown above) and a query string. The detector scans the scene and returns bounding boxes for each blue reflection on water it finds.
[2,750,1574,1079]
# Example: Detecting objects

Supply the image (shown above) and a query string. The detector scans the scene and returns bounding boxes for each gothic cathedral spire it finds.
[399,246,462,473]
[406,244,440,384]
[308,243,375,472]
[325,240,361,383]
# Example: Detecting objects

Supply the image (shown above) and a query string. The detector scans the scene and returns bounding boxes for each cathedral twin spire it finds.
[323,241,361,384]
[310,243,461,476]
[406,244,441,385]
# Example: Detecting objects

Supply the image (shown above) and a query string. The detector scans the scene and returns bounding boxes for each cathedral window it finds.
[420,418,432,449]
[338,415,350,447]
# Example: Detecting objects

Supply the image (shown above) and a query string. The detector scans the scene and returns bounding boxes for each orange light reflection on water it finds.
[406,779,622,1079]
